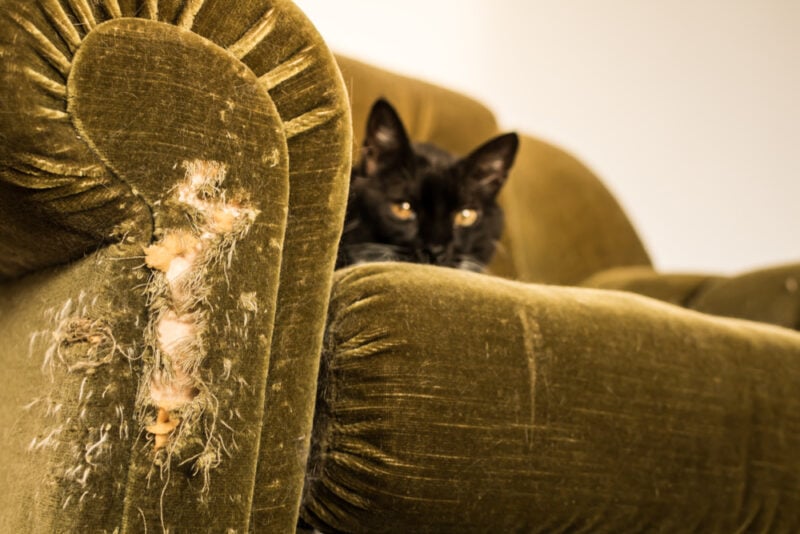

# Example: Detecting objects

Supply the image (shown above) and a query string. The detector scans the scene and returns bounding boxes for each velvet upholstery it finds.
[690,263,800,330]
[302,263,800,532]
[584,264,800,331]
[0,1,798,532]
[0,0,350,531]
[581,266,723,307]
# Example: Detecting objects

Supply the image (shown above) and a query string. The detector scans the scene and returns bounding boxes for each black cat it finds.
[337,98,519,272]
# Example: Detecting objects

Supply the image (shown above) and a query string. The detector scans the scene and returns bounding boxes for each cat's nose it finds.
[426,245,450,264]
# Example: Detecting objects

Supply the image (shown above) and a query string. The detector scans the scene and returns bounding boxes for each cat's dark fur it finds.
[336,98,519,272]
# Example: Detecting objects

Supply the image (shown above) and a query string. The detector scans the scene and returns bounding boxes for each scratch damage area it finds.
[139,159,259,488]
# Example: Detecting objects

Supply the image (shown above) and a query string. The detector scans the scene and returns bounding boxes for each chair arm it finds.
[583,263,800,331]
[303,263,800,532]
[0,1,350,531]
[690,263,800,330]
[581,265,722,307]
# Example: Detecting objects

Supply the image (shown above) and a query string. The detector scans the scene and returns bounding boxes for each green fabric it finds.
[335,55,500,159]
[2,2,796,531]
[303,262,800,532]
[690,263,800,330]
[0,0,350,531]
[581,265,722,308]
[246,4,352,531]
[583,264,800,331]
[0,1,145,279]
[0,248,146,533]
[495,135,651,284]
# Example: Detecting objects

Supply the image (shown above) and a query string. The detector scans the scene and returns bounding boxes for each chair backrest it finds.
[495,134,651,285]
[335,55,652,285]
[336,55,499,159]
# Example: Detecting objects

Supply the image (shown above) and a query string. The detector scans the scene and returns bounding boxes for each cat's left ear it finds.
[464,132,519,197]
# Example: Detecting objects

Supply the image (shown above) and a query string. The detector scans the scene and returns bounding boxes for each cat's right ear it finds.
[361,98,412,176]
[464,132,519,198]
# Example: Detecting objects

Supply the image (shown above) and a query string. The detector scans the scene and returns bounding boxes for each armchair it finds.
[0,1,798,532]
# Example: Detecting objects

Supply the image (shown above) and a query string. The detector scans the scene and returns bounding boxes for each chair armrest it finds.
[303,263,800,532]
[583,263,800,331]
[0,1,350,531]
[691,262,800,330]
[581,265,722,307]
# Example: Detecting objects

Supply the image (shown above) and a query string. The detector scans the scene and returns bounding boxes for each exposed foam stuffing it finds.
[140,159,258,456]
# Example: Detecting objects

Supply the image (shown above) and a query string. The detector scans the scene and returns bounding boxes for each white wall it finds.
[294,0,800,274]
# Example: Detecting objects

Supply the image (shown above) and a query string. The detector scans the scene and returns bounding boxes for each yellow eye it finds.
[454,208,479,227]
[390,201,416,221]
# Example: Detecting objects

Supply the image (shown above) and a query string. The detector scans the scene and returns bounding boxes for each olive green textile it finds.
[0,2,798,532]
[0,248,147,533]
[691,263,800,330]
[496,133,652,286]
[584,263,800,331]
[303,262,800,533]
[335,56,500,159]
[581,266,722,308]
[0,0,350,531]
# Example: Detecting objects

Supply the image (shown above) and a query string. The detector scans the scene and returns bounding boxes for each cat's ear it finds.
[362,98,412,176]
[464,132,519,197]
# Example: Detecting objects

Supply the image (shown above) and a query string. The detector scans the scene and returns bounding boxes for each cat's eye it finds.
[390,201,416,221]
[454,208,479,227]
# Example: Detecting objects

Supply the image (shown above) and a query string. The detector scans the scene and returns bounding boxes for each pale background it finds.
[293,0,799,274]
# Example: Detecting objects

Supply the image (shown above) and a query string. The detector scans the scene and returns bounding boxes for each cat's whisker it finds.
[491,239,508,257]
[342,243,409,266]
[455,256,486,273]
[341,219,361,234]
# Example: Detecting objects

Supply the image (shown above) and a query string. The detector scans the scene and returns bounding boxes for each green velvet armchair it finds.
[1,1,798,533]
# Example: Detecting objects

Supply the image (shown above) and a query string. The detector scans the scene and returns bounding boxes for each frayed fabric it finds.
[139,159,258,486]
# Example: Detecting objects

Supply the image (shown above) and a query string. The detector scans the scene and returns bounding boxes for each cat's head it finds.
[342,98,518,271]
